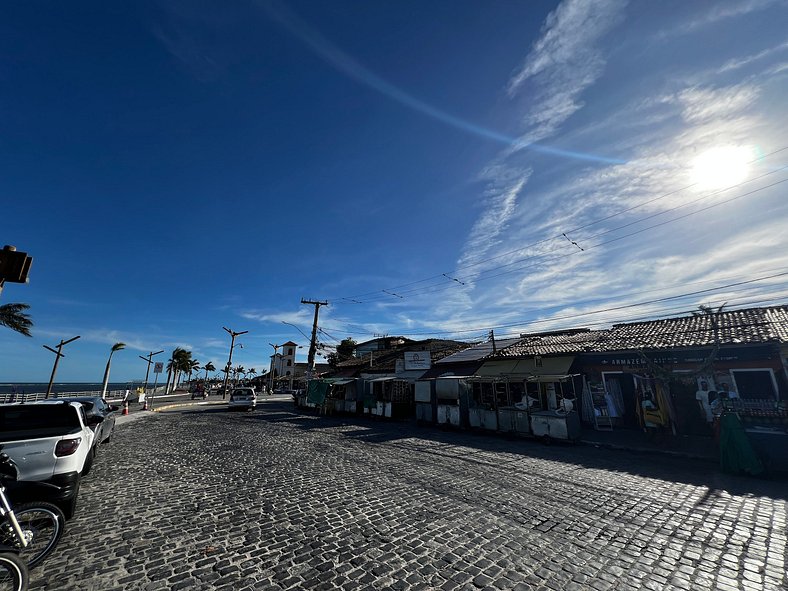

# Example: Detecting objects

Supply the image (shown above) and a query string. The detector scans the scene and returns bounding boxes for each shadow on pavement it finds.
[183,399,788,500]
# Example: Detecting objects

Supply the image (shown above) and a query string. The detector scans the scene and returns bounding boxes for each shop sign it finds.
[404,351,431,370]
[582,345,776,368]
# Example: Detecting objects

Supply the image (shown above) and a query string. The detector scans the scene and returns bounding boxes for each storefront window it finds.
[731,369,777,400]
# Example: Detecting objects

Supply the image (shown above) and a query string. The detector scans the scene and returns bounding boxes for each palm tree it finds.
[0,303,33,337]
[100,343,126,398]
[165,347,192,393]
[203,362,216,383]
[188,359,201,385]
[234,365,245,386]
[175,349,193,389]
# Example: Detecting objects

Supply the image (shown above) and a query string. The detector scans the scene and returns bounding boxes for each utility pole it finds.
[268,343,281,393]
[44,336,80,398]
[301,298,328,380]
[139,350,164,396]
[222,326,248,399]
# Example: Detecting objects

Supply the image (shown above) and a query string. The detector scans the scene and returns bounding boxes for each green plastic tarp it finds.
[719,412,765,476]
[306,380,330,405]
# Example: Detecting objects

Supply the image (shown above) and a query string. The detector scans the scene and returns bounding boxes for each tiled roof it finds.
[332,339,470,373]
[498,330,608,357]
[496,305,788,357]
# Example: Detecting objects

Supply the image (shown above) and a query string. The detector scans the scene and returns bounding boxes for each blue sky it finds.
[2,0,787,382]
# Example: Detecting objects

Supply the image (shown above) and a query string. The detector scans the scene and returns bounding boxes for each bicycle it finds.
[0,454,65,570]
[0,547,27,591]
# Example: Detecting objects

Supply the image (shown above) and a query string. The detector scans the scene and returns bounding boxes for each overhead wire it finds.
[326,272,788,338]
[340,165,788,303]
[328,145,788,303]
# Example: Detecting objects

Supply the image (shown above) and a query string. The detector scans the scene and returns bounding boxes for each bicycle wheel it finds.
[0,552,27,591]
[0,503,64,569]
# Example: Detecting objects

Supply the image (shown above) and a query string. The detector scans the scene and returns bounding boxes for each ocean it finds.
[0,382,149,395]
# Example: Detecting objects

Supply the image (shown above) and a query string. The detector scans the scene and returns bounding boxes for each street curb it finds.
[152,400,226,412]
[578,439,718,463]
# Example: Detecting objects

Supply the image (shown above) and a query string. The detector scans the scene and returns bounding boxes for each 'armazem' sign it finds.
[404,351,431,370]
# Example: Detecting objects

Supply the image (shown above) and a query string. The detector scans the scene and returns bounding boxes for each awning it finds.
[526,374,578,383]
[329,379,355,386]
[420,361,484,380]
[476,356,574,378]
[367,376,396,382]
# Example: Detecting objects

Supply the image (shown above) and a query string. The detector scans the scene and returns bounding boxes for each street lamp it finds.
[139,350,165,396]
[222,327,248,399]
[43,336,80,398]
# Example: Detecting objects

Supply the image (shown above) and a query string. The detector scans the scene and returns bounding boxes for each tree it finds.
[0,303,33,337]
[327,337,357,368]
[234,365,245,386]
[100,343,126,398]
[165,347,192,393]
[188,359,201,385]
[203,361,216,383]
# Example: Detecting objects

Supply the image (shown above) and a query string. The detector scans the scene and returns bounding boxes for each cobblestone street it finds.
[31,399,787,591]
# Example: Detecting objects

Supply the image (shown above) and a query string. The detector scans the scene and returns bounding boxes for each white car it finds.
[0,400,95,518]
[228,387,257,411]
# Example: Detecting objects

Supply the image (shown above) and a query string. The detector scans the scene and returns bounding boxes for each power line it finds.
[327,272,788,338]
[328,145,788,302]
[337,172,788,304]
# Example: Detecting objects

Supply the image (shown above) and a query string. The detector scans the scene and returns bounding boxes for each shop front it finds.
[363,377,412,419]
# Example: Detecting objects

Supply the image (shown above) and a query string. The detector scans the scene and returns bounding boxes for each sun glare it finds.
[690,146,753,191]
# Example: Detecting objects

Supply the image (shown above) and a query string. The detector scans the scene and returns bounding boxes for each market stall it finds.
[468,379,498,431]
[363,377,412,419]
[526,375,582,441]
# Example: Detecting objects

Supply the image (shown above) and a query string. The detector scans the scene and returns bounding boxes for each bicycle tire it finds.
[0,502,64,569]
[0,552,28,591]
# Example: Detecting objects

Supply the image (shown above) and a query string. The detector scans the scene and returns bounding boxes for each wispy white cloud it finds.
[507,0,627,144]
[448,0,626,312]
[675,84,761,124]
[717,39,788,73]
[657,0,784,39]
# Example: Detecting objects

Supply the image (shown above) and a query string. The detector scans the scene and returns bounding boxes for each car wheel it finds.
[81,447,96,477]
[61,476,80,520]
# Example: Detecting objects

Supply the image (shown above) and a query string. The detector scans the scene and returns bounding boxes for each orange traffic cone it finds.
[122,401,129,416]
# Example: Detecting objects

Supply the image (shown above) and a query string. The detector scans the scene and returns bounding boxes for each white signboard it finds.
[154,362,164,374]
[404,351,431,370]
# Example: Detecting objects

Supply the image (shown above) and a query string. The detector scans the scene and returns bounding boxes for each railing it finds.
[0,386,169,404]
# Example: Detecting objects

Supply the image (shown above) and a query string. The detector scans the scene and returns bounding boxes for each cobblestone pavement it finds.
[30,400,787,591]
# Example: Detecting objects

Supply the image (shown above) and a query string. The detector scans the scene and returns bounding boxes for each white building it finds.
[270,341,298,379]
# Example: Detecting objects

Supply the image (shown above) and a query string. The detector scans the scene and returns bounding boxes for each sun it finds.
[690,146,753,191]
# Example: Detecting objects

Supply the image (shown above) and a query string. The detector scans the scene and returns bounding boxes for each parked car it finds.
[0,400,95,518]
[56,396,118,447]
[228,387,257,411]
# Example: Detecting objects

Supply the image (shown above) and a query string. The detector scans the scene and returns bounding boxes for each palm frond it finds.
[0,303,33,337]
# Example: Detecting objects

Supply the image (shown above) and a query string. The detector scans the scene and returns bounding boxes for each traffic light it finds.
[0,245,33,284]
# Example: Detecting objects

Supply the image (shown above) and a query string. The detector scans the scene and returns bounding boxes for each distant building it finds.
[270,341,299,379]
[354,336,414,358]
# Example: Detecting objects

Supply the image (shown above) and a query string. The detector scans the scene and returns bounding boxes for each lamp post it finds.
[43,336,80,398]
[139,350,165,396]
[222,327,248,399]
